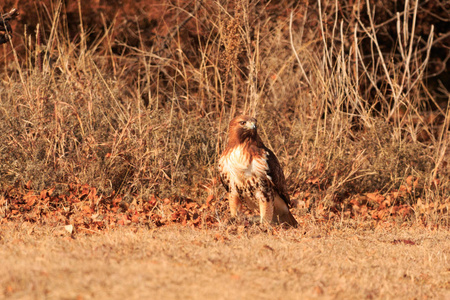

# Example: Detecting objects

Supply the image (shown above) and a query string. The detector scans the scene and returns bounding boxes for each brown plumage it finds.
[218,115,298,227]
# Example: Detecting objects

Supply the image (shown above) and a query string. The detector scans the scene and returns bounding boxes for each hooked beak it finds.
[244,121,256,130]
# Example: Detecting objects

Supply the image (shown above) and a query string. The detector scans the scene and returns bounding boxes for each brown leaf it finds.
[392,239,416,245]
[131,214,140,223]
[39,189,48,199]
[26,196,37,207]
[206,194,214,206]
[366,192,384,204]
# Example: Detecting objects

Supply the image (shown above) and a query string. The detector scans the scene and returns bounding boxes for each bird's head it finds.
[228,115,258,142]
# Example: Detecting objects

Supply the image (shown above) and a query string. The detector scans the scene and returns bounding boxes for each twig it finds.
[0,8,19,44]
[289,10,315,97]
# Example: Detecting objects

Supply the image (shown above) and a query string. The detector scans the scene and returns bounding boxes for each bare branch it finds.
[0,8,19,44]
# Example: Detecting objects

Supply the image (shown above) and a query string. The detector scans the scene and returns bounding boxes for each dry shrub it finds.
[0,0,448,224]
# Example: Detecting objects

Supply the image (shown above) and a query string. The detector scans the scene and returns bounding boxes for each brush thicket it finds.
[0,0,448,224]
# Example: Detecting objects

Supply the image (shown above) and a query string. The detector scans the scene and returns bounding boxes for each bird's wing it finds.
[264,147,291,207]
[218,155,230,192]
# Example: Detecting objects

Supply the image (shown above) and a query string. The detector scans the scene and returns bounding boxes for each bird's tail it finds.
[274,210,298,227]
[273,193,298,227]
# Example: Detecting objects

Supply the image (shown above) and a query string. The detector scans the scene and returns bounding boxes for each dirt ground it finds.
[1,223,448,299]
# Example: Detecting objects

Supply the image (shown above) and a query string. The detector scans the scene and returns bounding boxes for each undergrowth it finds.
[0,0,448,226]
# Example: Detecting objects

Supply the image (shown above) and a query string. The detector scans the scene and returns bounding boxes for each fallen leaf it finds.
[392,239,416,245]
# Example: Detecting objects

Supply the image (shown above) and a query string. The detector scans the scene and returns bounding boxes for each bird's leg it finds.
[259,200,274,224]
[228,193,241,218]
[257,191,274,224]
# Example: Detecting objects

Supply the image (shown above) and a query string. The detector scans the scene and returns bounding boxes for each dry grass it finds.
[0,1,448,225]
[0,223,449,299]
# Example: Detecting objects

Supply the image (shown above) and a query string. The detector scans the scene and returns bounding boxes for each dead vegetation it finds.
[0,0,449,226]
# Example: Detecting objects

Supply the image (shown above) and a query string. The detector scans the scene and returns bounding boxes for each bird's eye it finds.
[239,121,246,125]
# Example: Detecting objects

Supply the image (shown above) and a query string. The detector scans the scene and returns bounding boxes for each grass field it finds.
[1,223,449,299]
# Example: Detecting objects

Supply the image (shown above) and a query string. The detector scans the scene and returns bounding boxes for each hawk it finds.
[218,115,298,227]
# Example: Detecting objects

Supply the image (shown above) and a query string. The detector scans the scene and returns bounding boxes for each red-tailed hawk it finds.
[218,115,298,227]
